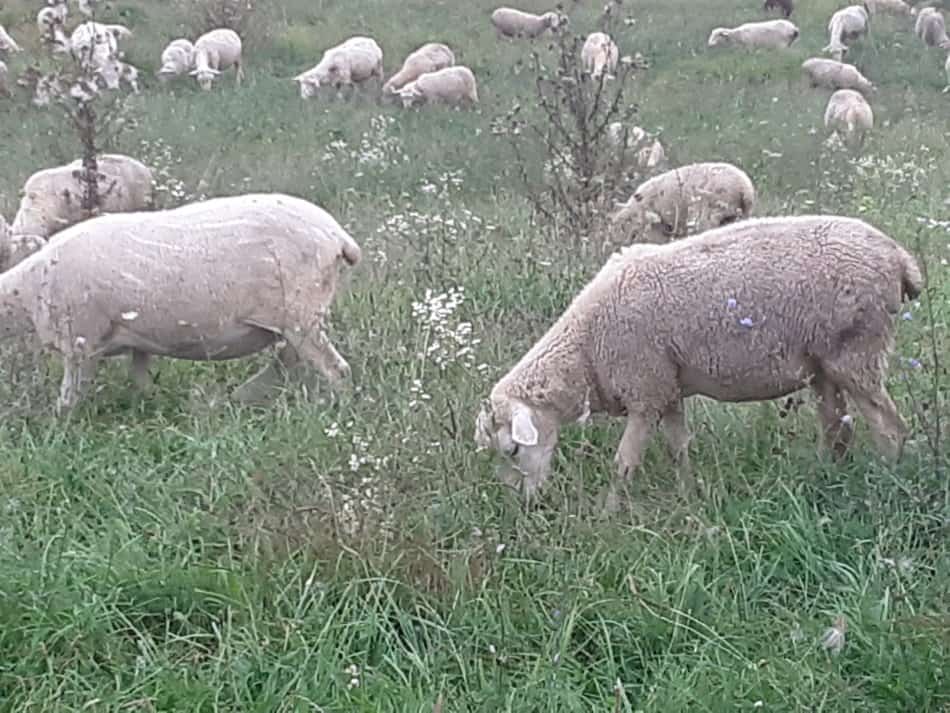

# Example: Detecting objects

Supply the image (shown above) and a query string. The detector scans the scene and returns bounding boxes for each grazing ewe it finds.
[191,28,244,90]
[0,193,362,415]
[157,38,196,81]
[763,0,793,17]
[382,42,455,98]
[581,31,619,79]
[397,65,479,108]
[294,36,384,99]
[610,162,756,244]
[0,25,22,54]
[491,7,563,39]
[11,154,153,239]
[914,8,950,49]
[475,216,921,508]
[802,58,875,95]
[863,0,914,17]
[824,88,874,147]
[824,5,870,61]
[707,19,800,48]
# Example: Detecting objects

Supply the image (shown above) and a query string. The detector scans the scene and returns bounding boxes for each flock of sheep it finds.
[0,0,942,509]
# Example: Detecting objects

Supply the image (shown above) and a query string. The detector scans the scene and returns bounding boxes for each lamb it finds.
[824,5,870,61]
[490,7,563,39]
[57,22,132,89]
[914,8,950,50]
[581,31,619,79]
[0,25,22,54]
[763,0,793,18]
[382,42,455,97]
[190,28,244,91]
[824,88,874,147]
[707,19,800,49]
[863,0,914,17]
[474,216,921,508]
[10,154,153,239]
[0,193,362,415]
[396,65,479,108]
[294,36,384,99]
[157,38,196,81]
[610,162,756,244]
[802,57,875,95]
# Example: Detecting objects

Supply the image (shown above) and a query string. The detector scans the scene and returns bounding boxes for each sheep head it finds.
[190,66,220,90]
[708,28,731,46]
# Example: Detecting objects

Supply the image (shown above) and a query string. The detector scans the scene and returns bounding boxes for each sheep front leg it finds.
[233,343,301,404]
[56,356,99,416]
[601,411,655,514]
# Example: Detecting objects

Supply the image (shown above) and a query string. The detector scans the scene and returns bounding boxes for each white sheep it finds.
[475,215,921,508]
[191,28,244,91]
[707,19,800,49]
[0,193,362,415]
[382,42,455,97]
[914,8,950,50]
[37,5,68,41]
[157,38,196,81]
[824,5,870,61]
[824,88,874,147]
[863,0,915,17]
[58,22,132,89]
[802,57,875,95]
[581,31,619,79]
[606,123,668,170]
[490,7,563,39]
[294,36,384,99]
[10,154,153,239]
[610,162,756,244]
[396,65,479,109]
[0,25,22,54]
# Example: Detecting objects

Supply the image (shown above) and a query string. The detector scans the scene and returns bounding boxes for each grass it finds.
[0,0,949,709]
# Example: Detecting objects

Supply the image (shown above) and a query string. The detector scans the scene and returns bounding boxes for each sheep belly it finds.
[103,321,280,361]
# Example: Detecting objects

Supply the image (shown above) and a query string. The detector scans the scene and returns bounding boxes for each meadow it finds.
[0,0,949,709]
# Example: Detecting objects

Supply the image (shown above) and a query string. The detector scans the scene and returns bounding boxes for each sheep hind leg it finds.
[129,350,153,390]
[810,372,853,459]
[56,356,99,416]
[283,328,351,386]
[600,411,656,515]
[235,60,244,85]
[661,401,698,498]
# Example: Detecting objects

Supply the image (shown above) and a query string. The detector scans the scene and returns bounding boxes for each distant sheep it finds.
[191,28,244,90]
[802,58,875,95]
[0,25,22,54]
[824,88,874,147]
[0,193,362,415]
[397,65,479,108]
[581,32,619,79]
[824,5,870,61]
[610,162,756,244]
[10,154,153,239]
[475,216,921,507]
[158,38,196,81]
[863,0,914,17]
[914,8,950,50]
[763,0,793,18]
[491,7,563,39]
[382,42,455,97]
[708,19,800,49]
[294,36,384,99]
[37,5,68,41]
[56,22,132,90]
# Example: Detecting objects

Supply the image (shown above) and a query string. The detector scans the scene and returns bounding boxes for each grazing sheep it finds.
[914,7,950,50]
[707,19,800,49]
[490,7,563,39]
[191,28,244,91]
[581,31,619,79]
[610,162,756,244]
[0,25,22,54]
[58,22,132,89]
[382,42,455,97]
[763,0,793,17]
[0,193,362,415]
[11,154,153,239]
[802,57,875,95]
[606,123,668,170]
[863,0,914,17]
[824,5,870,61]
[157,38,196,81]
[474,216,921,508]
[294,36,384,99]
[396,65,479,108]
[824,88,874,147]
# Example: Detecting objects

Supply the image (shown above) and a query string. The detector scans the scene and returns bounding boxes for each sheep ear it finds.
[511,403,539,447]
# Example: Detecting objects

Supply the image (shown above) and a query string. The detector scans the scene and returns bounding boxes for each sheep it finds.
[0,25,22,54]
[824,5,870,61]
[824,88,874,147]
[610,162,756,244]
[0,193,362,415]
[294,36,384,99]
[382,42,455,98]
[863,0,914,17]
[581,31,619,79]
[606,123,668,171]
[707,19,800,49]
[10,154,153,239]
[157,38,195,81]
[58,22,132,89]
[802,57,875,95]
[396,65,479,109]
[490,7,563,39]
[190,28,244,91]
[763,0,793,18]
[37,5,68,42]
[914,8,950,50]
[474,215,921,508]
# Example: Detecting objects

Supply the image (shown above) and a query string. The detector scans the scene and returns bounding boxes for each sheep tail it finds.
[898,247,924,301]
[340,234,362,266]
